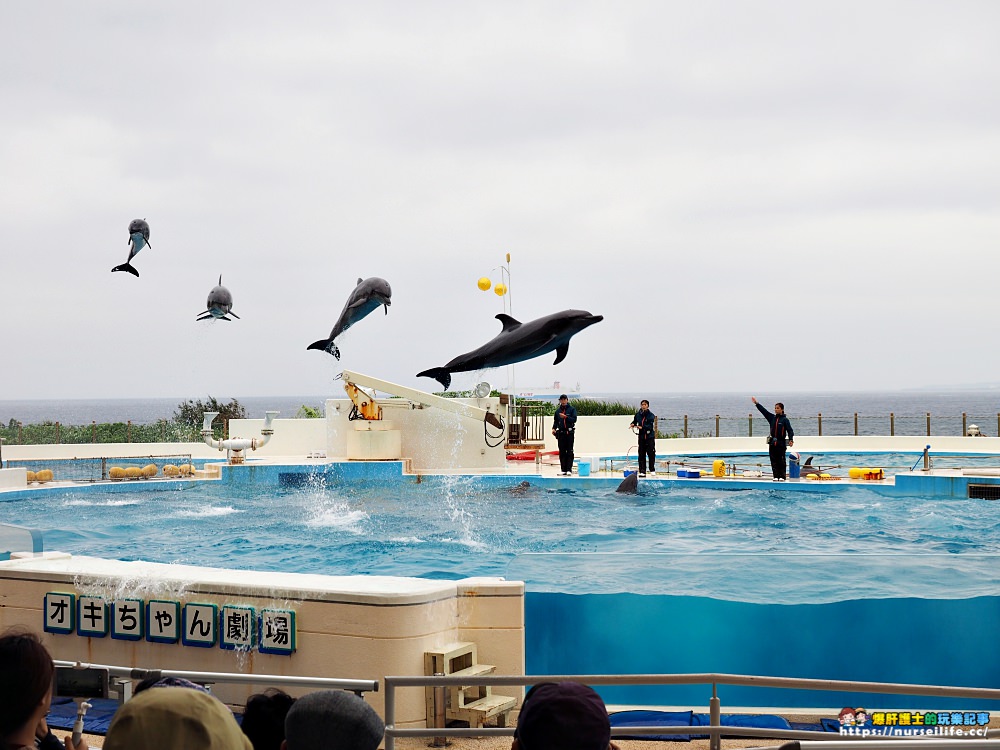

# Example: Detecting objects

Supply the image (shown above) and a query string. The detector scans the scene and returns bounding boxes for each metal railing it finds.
[3,455,195,482]
[53,659,377,703]
[660,413,1000,439]
[506,402,548,444]
[382,672,1000,750]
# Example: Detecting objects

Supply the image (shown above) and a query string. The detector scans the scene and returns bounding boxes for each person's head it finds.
[283,690,383,750]
[134,675,211,695]
[241,688,296,750]
[559,395,569,405]
[513,682,614,750]
[640,400,649,410]
[0,628,54,743]
[104,686,252,750]
[838,706,856,724]
[774,402,784,415]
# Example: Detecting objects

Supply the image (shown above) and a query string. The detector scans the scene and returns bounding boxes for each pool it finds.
[5,458,1000,709]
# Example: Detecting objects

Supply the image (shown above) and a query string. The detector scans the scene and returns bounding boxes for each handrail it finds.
[382,673,1000,750]
[53,659,378,696]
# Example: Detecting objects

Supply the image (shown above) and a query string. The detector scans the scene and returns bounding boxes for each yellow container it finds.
[712,459,726,477]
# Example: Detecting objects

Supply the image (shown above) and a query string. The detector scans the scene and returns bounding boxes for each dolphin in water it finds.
[111,218,151,277]
[616,473,639,494]
[417,309,604,391]
[196,276,240,321]
[307,277,392,360]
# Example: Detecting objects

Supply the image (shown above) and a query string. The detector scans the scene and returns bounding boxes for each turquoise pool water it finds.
[4,459,1000,708]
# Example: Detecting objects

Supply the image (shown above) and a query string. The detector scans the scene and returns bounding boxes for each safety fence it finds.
[0,421,234,446]
[658,412,1000,439]
[382,672,1000,750]
[2,455,196,482]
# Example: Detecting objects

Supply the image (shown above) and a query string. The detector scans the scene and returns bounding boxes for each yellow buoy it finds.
[162,464,180,477]
[109,467,127,480]
[35,469,54,484]
[848,467,863,479]
[125,467,142,480]
[142,464,158,478]
[477,277,491,291]
[712,459,726,477]
[179,464,195,476]
[494,282,507,296]
[26,470,36,483]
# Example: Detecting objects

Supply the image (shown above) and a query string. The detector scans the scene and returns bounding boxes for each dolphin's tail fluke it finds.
[307,338,341,360]
[416,368,451,391]
[111,262,139,277]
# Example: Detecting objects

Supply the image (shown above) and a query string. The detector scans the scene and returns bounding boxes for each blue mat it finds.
[47,697,120,736]
[610,710,838,742]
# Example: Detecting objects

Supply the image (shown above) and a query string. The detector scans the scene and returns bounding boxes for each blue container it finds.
[623,470,636,478]
[788,452,801,479]
[578,460,591,477]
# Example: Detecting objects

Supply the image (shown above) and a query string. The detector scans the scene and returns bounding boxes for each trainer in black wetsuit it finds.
[551,394,577,475]
[629,400,657,476]
[752,396,794,480]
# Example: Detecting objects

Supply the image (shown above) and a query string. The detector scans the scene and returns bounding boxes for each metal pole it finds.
[684,415,688,439]
[890,412,895,436]
[385,681,396,750]
[854,412,858,436]
[127,420,132,443]
[926,412,931,436]
[56,421,60,444]
[715,414,719,437]
[818,413,822,437]
[92,421,96,443]
[962,412,967,437]
[709,682,721,750]
[748,414,753,437]
[923,445,931,471]
[432,672,447,747]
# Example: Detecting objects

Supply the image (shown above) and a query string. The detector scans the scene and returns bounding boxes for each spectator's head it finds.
[283,690,383,750]
[105,685,252,750]
[134,675,211,695]
[513,682,614,750]
[0,628,54,745]
[241,688,296,750]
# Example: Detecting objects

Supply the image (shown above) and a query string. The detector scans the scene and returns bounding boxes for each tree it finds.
[173,397,247,438]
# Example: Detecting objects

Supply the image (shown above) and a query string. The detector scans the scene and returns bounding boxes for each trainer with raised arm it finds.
[752,396,794,481]
[629,400,657,476]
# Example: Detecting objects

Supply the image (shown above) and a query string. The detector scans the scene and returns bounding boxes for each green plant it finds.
[296,405,323,419]
[173,396,247,439]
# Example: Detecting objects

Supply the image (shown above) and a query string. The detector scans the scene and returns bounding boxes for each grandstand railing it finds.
[382,673,1000,750]
[53,659,377,702]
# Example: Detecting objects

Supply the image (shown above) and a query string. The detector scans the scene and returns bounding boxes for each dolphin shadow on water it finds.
[111,218,151,277]
[417,309,604,391]
[196,276,240,321]
[308,277,392,360]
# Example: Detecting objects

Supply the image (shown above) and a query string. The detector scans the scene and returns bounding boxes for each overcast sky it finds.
[2,1,998,401]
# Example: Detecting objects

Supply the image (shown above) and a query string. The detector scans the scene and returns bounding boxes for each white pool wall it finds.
[0,554,524,725]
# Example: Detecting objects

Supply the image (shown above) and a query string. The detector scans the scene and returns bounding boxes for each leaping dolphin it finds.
[307,277,392,360]
[417,309,604,391]
[196,276,240,321]
[111,218,151,277]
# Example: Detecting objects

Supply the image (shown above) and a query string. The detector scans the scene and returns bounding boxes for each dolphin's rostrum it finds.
[307,277,392,360]
[417,309,603,391]
[111,218,151,277]
[196,275,240,321]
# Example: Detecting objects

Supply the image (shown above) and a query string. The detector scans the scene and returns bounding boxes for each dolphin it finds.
[196,275,240,321]
[307,277,392,360]
[417,309,604,391]
[616,473,639,494]
[111,218,151,277]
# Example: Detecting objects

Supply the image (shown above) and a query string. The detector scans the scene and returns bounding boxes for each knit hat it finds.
[105,686,252,750]
[284,690,384,750]
[514,682,610,750]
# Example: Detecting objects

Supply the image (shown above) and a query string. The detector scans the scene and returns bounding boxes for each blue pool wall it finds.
[526,592,1000,710]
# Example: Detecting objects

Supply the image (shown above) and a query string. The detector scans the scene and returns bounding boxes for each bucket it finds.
[578,460,591,477]
[788,452,801,479]
[623,470,636,478]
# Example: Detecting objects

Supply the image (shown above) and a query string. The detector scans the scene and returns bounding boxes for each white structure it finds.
[202,410,279,464]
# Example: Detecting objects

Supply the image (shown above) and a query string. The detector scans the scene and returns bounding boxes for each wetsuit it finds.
[630,407,657,474]
[552,402,578,473]
[755,402,794,479]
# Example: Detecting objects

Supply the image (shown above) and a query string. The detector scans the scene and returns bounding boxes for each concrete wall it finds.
[0,467,27,488]
[0,555,524,725]
[325,398,507,472]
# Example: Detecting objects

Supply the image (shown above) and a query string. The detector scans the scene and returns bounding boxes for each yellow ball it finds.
[109,467,126,479]
[35,469,54,483]
[162,464,180,477]
[125,467,142,479]
[179,464,195,476]
[477,277,492,291]
[494,283,507,296]
[848,467,863,479]
[142,464,158,478]
[26,470,36,483]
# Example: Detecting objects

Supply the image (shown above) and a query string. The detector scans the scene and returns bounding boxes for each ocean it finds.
[2,390,1000,437]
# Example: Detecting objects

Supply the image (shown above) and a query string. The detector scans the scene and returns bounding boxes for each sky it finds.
[1,1,998,400]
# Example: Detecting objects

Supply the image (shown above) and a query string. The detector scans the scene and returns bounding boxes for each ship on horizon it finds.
[509,381,583,400]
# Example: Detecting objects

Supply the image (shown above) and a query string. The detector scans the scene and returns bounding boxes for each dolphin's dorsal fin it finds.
[218,274,222,284]
[357,278,364,285]
[553,343,569,365]
[496,314,521,332]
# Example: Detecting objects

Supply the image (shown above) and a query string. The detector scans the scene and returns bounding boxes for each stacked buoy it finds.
[125,467,143,480]
[162,464,180,477]
[141,464,158,478]
[109,467,127,480]
[179,464,195,476]
[35,469,53,484]
[26,470,37,483]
